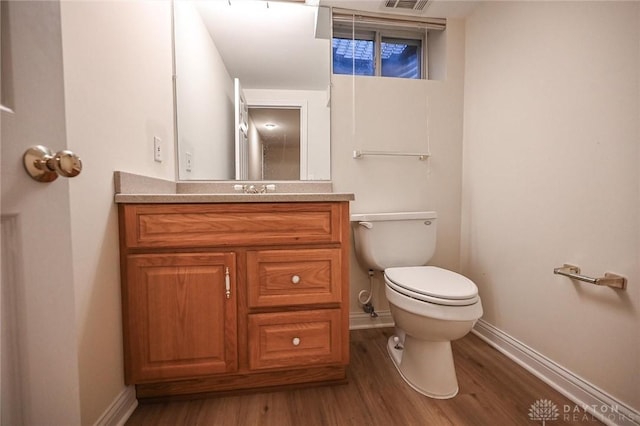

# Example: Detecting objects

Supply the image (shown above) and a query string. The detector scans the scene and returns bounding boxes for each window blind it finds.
[331,7,446,32]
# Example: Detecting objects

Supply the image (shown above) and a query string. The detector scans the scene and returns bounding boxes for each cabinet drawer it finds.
[247,248,342,308]
[248,309,343,370]
[120,203,345,249]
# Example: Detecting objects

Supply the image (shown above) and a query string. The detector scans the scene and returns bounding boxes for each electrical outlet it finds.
[153,136,162,162]
[185,151,192,172]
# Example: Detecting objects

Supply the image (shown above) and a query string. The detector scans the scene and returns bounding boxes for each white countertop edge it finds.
[114,193,355,204]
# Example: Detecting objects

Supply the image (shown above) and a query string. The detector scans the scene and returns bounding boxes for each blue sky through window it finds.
[332,39,408,60]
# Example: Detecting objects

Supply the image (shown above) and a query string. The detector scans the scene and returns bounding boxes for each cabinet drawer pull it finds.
[292,337,301,346]
[291,275,301,284]
[225,267,231,299]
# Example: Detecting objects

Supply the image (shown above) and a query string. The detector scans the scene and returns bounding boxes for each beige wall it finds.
[331,20,466,313]
[59,1,175,424]
[462,1,639,411]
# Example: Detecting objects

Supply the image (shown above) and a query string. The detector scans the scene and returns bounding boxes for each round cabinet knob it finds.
[291,275,301,284]
[292,337,301,346]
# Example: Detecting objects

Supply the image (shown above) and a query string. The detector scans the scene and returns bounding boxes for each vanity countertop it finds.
[113,171,354,203]
[114,193,355,203]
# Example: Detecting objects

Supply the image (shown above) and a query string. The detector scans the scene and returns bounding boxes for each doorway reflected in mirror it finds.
[248,107,301,181]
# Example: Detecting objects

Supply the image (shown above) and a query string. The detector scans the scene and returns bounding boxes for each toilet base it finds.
[387,335,459,399]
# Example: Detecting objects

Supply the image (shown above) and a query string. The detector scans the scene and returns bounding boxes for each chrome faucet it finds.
[233,184,276,194]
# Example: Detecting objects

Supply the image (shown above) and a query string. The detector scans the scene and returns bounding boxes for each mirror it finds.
[174,0,331,181]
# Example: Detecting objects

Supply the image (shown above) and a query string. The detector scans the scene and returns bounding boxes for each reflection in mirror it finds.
[249,107,301,180]
[174,0,331,181]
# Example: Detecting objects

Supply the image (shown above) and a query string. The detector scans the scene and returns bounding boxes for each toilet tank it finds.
[350,211,437,271]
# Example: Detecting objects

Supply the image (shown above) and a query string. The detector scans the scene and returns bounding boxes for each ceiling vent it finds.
[383,0,431,12]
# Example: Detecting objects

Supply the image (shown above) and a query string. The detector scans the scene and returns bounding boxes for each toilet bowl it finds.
[384,266,482,398]
[350,212,483,399]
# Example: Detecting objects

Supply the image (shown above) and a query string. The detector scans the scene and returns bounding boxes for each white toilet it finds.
[351,211,482,399]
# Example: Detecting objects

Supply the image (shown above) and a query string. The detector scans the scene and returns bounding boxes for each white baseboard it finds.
[94,386,138,426]
[349,309,394,330]
[472,319,639,426]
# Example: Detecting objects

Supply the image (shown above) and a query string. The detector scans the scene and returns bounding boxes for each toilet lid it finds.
[384,266,478,304]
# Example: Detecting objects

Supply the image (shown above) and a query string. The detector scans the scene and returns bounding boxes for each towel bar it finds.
[553,264,626,290]
[352,150,430,160]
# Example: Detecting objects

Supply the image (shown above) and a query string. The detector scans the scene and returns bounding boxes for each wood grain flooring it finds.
[126,328,601,425]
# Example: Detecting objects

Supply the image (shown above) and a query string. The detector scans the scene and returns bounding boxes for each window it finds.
[381,37,422,78]
[332,37,376,76]
[331,11,446,80]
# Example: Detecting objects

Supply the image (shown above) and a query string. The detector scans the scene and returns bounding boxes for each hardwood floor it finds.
[126,328,600,425]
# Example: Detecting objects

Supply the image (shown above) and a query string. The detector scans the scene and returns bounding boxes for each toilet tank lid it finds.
[350,211,437,222]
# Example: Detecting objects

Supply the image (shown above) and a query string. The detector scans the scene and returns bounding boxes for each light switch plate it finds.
[185,151,192,172]
[154,136,162,162]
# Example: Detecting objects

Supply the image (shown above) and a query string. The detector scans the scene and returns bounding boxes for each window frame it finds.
[332,22,428,79]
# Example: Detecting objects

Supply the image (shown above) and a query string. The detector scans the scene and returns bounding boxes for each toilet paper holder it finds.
[553,264,626,290]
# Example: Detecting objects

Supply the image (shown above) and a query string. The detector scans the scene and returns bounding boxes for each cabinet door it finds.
[124,252,237,383]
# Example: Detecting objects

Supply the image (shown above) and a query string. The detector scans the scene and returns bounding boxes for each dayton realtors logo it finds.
[528,399,635,424]
[528,399,560,425]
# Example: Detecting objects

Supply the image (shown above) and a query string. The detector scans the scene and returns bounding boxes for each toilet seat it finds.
[384,266,479,306]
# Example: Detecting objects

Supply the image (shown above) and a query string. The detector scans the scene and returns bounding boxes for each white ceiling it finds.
[250,107,301,147]
[318,0,479,19]
[191,0,479,92]
[194,1,330,91]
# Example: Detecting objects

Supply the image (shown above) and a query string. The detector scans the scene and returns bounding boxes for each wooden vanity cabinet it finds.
[118,202,350,399]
